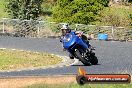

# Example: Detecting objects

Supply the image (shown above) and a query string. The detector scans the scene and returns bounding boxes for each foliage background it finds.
[5,0,43,20]
[52,0,109,24]
[0,0,131,27]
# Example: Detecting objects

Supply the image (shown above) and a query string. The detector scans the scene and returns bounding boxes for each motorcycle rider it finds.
[60,24,92,59]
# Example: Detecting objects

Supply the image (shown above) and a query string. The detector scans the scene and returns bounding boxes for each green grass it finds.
[0,49,62,70]
[23,83,132,88]
[0,0,8,18]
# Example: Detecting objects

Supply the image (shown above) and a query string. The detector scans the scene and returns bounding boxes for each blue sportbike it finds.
[61,31,98,65]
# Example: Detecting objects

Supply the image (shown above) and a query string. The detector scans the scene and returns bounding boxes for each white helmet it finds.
[61,24,71,35]
[61,24,70,30]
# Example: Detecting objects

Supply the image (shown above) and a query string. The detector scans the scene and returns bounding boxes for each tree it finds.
[5,0,43,20]
[52,0,109,24]
[5,0,43,37]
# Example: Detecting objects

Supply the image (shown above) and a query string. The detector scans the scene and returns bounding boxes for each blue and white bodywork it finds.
[61,31,98,65]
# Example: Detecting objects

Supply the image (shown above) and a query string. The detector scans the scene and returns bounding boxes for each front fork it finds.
[82,49,95,62]
[68,48,94,60]
[74,48,90,61]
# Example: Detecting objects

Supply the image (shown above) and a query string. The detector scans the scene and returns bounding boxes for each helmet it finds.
[61,24,71,35]
[61,24,69,30]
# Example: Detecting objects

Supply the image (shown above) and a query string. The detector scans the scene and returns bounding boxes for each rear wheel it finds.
[74,49,91,66]
[90,55,98,65]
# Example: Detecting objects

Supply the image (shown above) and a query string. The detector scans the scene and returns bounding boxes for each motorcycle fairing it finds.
[63,32,88,53]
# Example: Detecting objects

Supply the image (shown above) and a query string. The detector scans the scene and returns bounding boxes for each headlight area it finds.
[63,34,72,42]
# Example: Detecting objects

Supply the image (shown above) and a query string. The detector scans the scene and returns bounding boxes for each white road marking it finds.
[0,48,6,50]
[11,49,16,50]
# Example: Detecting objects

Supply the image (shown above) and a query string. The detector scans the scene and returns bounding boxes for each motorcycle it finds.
[61,31,98,65]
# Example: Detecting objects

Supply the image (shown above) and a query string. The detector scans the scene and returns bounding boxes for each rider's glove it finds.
[75,31,83,38]
[75,31,83,35]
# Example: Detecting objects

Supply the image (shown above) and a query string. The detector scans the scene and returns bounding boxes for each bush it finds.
[98,6,132,27]
[52,0,109,24]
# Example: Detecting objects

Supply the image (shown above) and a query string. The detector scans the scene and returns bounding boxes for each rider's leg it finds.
[81,35,94,50]
[81,35,91,47]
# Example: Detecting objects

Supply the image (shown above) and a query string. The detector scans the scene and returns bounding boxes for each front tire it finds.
[74,49,91,66]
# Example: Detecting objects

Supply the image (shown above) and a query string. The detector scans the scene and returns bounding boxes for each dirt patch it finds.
[0,75,76,88]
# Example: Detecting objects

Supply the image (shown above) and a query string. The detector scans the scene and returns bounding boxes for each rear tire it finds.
[74,49,91,66]
[90,55,98,65]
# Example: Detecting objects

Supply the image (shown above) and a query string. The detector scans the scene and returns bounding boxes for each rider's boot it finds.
[69,53,74,59]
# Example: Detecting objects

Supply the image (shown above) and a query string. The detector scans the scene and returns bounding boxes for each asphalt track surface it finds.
[0,36,132,77]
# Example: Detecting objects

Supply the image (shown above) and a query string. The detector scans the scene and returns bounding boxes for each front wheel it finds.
[74,49,91,66]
